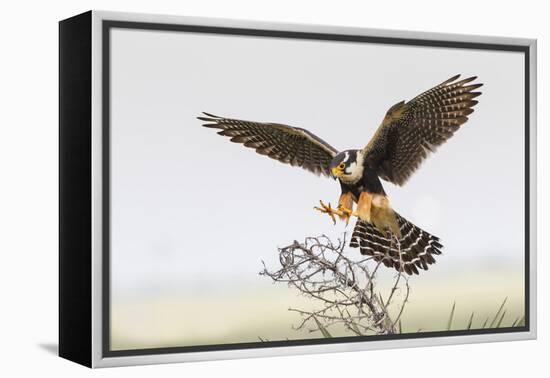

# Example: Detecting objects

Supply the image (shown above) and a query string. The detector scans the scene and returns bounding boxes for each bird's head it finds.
[330,150,364,183]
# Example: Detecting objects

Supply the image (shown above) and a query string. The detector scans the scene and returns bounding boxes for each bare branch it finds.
[260,233,409,336]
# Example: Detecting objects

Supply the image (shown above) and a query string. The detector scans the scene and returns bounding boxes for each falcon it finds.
[198,75,482,275]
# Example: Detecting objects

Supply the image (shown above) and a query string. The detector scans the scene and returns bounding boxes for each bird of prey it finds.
[198,75,482,275]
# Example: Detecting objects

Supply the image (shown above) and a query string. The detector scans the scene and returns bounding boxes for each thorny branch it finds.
[260,234,410,336]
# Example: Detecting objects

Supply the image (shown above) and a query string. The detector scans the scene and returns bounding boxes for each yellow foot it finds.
[338,205,356,226]
[314,200,357,225]
[314,200,338,224]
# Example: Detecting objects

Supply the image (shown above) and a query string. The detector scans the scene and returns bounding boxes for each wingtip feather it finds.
[442,74,461,85]
[202,111,220,118]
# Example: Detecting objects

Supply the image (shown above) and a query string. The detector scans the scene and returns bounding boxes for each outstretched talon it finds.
[315,200,357,225]
[314,200,339,225]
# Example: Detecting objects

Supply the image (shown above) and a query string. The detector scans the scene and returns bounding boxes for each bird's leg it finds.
[371,194,402,238]
[337,192,356,226]
[356,191,373,223]
[314,199,358,225]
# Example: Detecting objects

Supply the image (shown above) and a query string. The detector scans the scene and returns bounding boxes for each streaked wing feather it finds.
[198,113,338,177]
[363,75,482,185]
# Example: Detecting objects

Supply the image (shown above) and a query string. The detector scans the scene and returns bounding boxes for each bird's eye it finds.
[338,163,345,169]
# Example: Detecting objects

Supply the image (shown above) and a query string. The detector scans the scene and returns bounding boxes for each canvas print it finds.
[107,26,526,352]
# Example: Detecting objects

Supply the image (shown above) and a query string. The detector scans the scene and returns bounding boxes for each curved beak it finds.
[331,167,344,178]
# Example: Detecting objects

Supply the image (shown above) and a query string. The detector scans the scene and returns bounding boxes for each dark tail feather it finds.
[350,213,443,275]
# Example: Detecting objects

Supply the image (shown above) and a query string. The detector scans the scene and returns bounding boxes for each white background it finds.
[0,0,546,377]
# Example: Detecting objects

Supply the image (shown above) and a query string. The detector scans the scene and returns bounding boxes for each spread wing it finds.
[363,75,482,186]
[198,113,339,177]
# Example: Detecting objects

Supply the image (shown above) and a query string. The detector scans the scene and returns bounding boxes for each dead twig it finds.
[260,234,409,336]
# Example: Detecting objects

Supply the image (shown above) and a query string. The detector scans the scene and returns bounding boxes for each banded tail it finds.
[350,213,442,275]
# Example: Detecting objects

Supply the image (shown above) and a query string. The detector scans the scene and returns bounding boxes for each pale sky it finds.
[109,27,525,302]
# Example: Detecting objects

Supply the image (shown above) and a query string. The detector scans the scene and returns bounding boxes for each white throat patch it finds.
[340,150,364,184]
